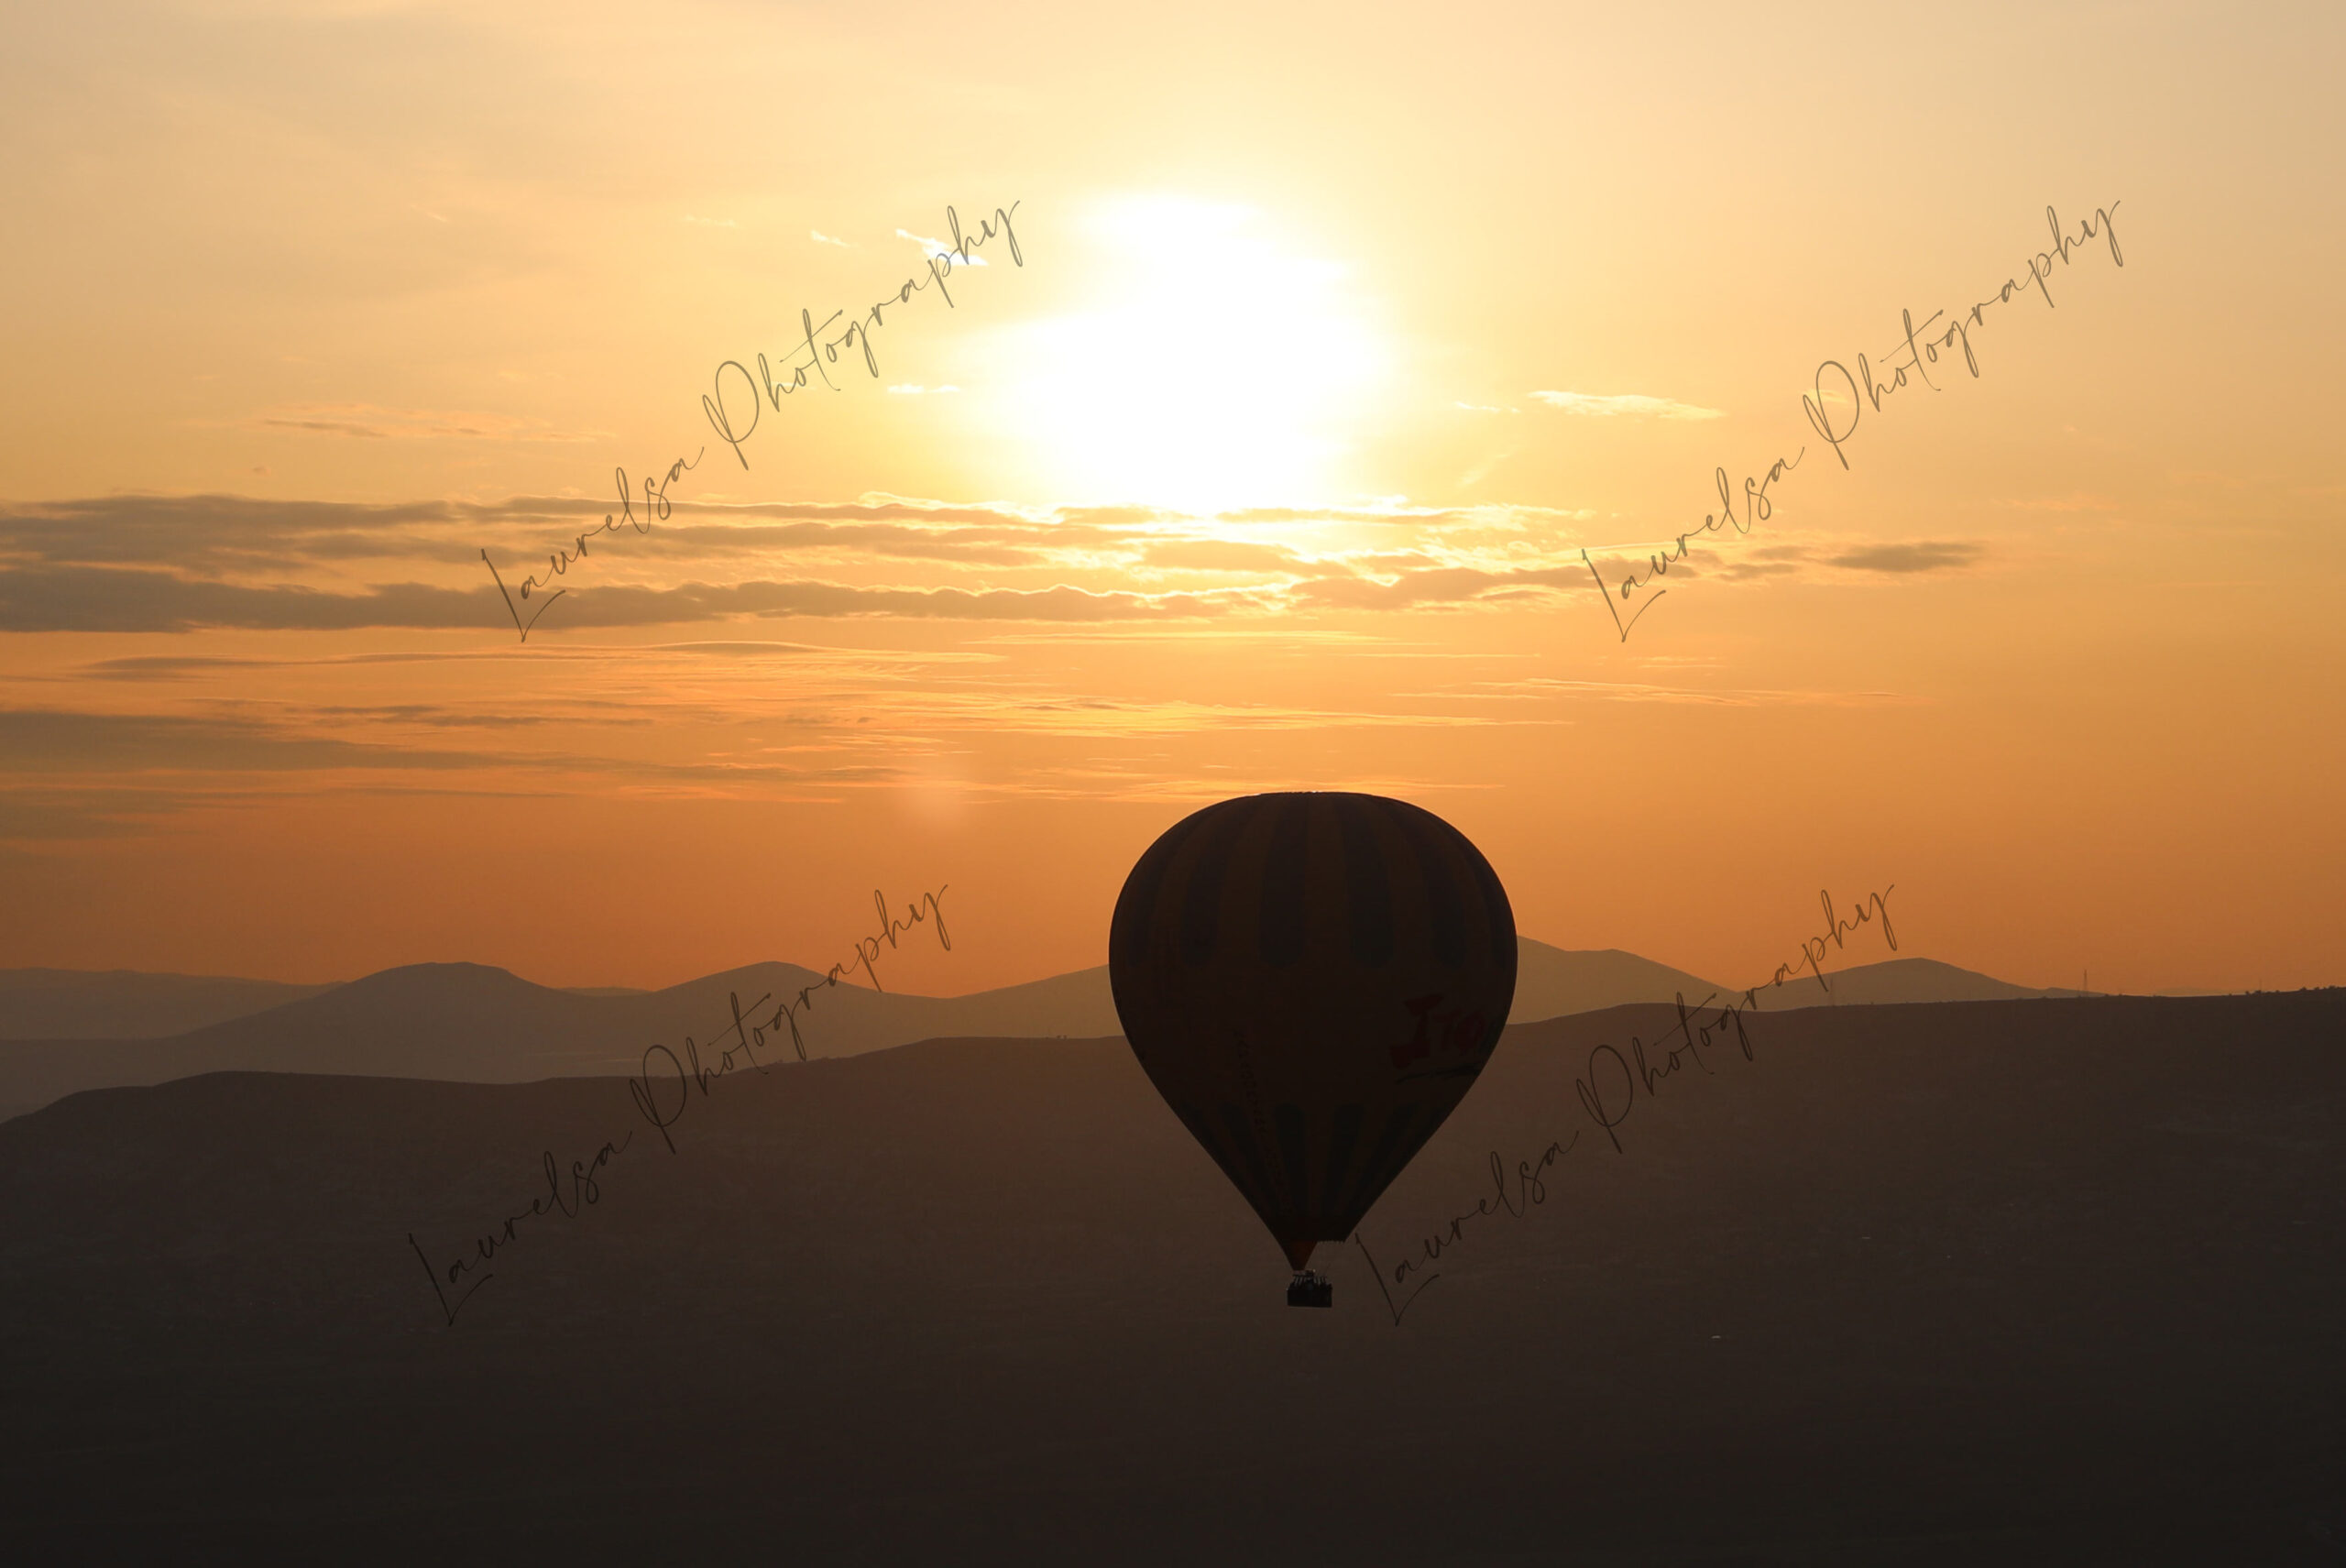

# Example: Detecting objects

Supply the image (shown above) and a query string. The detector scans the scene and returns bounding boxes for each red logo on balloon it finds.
[1391,993,1488,1070]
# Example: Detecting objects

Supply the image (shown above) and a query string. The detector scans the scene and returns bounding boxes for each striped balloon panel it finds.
[1109,793,1517,1267]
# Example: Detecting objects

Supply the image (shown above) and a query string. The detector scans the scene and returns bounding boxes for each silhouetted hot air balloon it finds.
[1108,792,1517,1308]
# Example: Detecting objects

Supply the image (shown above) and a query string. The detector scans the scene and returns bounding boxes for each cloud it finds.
[0,567,499,632]
[1529,390,1726,421]
[72,649,634,680]
[5,491,1612,581]
[1054,504,1173,527]
[0,494,1091,573]
[286,703,638,729]
[641,520,1043,566]
[70,644,992,701]
[1213,505,1437,525]
[1,490,1647,630]
[1329,551,1440,576]
[0,565,1244,633]
[1454,401,1518,414]
[696,496,1054,526]
[1414,676,1922,708]
[889,696,1484,739]
[247,404,606,442]
[1288,564,1582,611]
[13,675,1517,814]
[1140,539,1300,573]
[896,228,987,266]
[260,416,389,438]
[0,784,226,843]
[1206,502,1589,528]
[1573,536,1990,587]
[0,707,918,795]
[1706,560,1803,581]
[1825,541,1986,574]
[79,656,260,680]
[810,229,852,247]
[547,580,1243,628]
[0,494,466,569]
[0,708,510,775]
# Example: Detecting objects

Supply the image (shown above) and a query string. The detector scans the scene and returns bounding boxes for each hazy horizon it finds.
[0,940,2234,1003]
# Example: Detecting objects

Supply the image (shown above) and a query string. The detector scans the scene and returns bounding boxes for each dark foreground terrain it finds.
[3,992,2341,1564]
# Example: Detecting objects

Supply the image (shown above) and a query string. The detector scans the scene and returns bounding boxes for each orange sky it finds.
[3,1,2341,997]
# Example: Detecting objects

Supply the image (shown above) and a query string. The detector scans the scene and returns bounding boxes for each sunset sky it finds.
[2,0,2340,998]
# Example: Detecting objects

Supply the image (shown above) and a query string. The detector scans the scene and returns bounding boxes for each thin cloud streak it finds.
[247,404,607,442]
[1529,390,1726,420]
[1826,541,1988,573]
[0,565,1252,633]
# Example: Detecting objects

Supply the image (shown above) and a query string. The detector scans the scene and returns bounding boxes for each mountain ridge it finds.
[0,944,2197,1125]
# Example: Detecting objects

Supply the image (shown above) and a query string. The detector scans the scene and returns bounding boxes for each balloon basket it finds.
[1287,1270,1333,1309]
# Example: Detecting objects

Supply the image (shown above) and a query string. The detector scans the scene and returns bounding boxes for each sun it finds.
[992,194,1393,514]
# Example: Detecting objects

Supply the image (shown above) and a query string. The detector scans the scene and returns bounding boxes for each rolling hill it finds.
[0,967,334,1039]
[0,958,1114,1122]
[0,939,1730,1122]
[1738,955,2095,1010]
[1,991,2339,1559]
[2,944,2183,1125]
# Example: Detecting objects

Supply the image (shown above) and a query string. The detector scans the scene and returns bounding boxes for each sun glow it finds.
[993,195,1393,513]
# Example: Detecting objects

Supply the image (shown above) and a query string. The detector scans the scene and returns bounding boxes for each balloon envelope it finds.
[1108,792,1518,1272]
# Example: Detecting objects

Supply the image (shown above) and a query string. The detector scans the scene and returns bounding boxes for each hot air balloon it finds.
[1108,792,1517,1308]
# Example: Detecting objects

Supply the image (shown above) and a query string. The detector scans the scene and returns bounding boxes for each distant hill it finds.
[0,940,1743,1123]
[1739,956,2093,1011]
[3,944,2157,1124]
[1508,942,1728,1020]
[0,959,1126,1123]
[0,938,1727,1043]
[0,968,334,1040]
